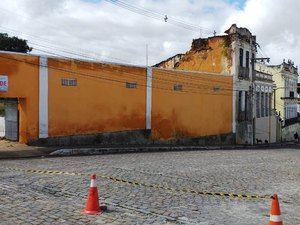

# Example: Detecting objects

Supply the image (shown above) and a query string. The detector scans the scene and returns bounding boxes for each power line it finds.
[257,45,270,62]
[34,43,234,88]
[0,26,134,65]
[29,41,132,64]
[0,29,280,98]
[154,68,233,86]
[104,0,215,35]
[0,25,239,94]
[0,54,234,96]
[23,37,233,90]
[0,24,232,91]
[0,4,217,71]
[32,46,234,92]
[2,52,288,124]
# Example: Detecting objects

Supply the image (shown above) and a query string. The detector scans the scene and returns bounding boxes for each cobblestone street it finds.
[0,149,299,225]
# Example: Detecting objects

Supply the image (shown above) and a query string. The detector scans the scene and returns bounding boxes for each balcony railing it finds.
[253,72,273,82]
[280,97,300,100]
[284,117,300,127]
[238,66,250,80]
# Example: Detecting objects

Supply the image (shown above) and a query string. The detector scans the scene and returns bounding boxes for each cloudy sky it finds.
[0,0,299,69]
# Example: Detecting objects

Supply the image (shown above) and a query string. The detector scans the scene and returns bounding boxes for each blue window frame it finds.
[246,51,250,68]
[239,48,244,67]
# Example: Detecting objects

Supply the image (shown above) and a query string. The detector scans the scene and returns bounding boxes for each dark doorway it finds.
[2,99,19,141]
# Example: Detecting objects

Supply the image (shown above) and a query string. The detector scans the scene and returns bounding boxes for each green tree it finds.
[0,33,32,53]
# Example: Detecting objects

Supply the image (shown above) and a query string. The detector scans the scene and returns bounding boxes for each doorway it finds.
[1,99,19,141]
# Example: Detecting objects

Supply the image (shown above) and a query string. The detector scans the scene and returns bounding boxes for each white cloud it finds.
[163,41,171,49]
[0,0,299,70]
[223,0,300,68]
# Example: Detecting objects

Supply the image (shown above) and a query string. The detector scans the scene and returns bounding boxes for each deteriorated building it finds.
[156,24,281,144]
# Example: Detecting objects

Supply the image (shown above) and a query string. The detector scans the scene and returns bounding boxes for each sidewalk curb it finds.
[0,142,297,159]
[49,142,297,156]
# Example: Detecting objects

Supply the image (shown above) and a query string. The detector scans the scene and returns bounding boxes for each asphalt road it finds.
[0,149,299,224]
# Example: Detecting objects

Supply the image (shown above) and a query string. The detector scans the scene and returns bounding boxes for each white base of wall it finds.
[255,116,278,143]
[0,117,5,137]
[282,123,300,142]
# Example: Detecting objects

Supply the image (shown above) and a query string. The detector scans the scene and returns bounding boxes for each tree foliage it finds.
[0,33,32,53]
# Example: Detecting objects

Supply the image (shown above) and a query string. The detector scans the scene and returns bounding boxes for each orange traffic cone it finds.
[269,194,283,225]
[81,174,102,215]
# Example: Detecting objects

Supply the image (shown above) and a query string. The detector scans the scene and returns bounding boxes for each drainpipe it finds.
[232,42,237,139]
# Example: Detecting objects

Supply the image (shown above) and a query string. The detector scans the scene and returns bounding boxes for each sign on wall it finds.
[0,75,8,92]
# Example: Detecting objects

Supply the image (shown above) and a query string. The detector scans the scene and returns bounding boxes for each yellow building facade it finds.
[257,60,298,123]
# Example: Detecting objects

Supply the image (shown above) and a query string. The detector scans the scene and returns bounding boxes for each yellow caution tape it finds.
[5,167,273,199]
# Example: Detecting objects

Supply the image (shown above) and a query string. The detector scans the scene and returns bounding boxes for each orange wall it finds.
[151,68,232,139]
[178,37,232,75]
[0,52,233,143]
[47,58,147,137]
[0,52,39,143]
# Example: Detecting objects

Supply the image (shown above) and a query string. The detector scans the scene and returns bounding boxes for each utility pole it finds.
[273,88,276,110]
[146,44,148,67]
[249,84,255,145]
[269,93,272,143]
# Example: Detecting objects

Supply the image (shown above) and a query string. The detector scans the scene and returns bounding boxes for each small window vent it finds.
[61,78,77,86]
[213,86,221,92]
[126,82,137,89]
[174,84,183,91]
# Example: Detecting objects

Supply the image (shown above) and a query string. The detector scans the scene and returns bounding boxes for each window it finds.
[245,91,249,120]
[285,79,288,96]
[239,48,244,67]
[251,53,255,71]
[238,91,243,112]
[61,78,77,86]
[246,51,250,68]
[126,82,137,89]
[269,93,272,115]
[238,91,245,121]
[213,86,220,92]
[174,84,183,91]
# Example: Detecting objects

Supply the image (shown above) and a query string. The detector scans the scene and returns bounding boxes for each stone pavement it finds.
[0,140,55,159]
[1,149,299,224]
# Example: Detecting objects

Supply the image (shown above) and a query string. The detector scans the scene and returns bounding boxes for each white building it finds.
[225,24,257,144]
[253,70,279,143]
[256,60,299,141]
